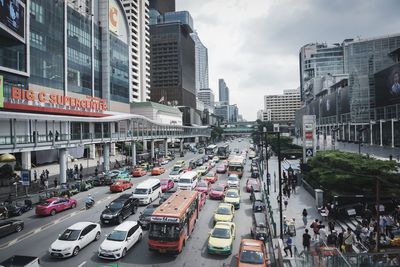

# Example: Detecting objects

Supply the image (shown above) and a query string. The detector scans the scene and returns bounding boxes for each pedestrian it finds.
[79,173,83,180]
[328,221,336,233]
[45,169,49,179]
[283,236,293,257]
[338,228,345,251]
[54,178,58,188]
[55,130,59,141]
[287,186,291,198]
[303,229,311,251]
[80,163,83,174]
[94,167,98,177]
[33,170,37,181]
[327,230,338,246]
[291,180,296,194]
[283,197,289,210]
[343,227,355,253]
[311,219,320,240]
[319,225,327,244]
[302,208,308,227]
[44,179,49,189]
[48,130,53,141]
[283,216,288,234]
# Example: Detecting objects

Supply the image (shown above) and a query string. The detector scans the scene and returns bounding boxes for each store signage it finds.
[109,0,119,34]
[10,87,107,111]
[150,216,180,223]
[302,115,316,163]
[21,170,30,186]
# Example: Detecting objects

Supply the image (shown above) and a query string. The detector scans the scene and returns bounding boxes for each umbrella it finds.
[0,153,16,163]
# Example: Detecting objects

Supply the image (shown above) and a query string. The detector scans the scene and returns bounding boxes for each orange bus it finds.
[148,190,199,254]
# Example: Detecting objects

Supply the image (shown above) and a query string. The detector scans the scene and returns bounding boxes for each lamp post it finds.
[263,127,270,195]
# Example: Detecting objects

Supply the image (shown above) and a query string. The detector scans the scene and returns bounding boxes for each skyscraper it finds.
[218,79,229,105]
[197,88,214,106]
[191,31,209,93]
[121,0,151,102]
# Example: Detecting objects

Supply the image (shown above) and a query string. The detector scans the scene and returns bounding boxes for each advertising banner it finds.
[320,93,337,117]
[0,0,25,41]
[375,63,400,107]
[109,0,119,34]
[21,169,30,186]
[302,115,316,163]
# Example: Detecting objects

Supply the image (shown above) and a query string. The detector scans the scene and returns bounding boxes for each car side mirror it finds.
[79,236,83,240]
[106,205,109,209]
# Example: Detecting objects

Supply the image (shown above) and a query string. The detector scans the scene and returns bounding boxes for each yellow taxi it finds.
[208,222,236,255]
[214,203,235,223]
[196,165,208,176]
[174,160,185,168]
[224,188,241,209]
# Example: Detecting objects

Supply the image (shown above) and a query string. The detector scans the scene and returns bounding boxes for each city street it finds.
[0,139,255,267]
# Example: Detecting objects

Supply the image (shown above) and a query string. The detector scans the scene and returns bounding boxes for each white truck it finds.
[0,255,41,267]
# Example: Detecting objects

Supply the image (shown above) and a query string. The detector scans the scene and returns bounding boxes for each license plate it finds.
[53,253,62,257]
[159,249,166,253]
[104,220,109,223]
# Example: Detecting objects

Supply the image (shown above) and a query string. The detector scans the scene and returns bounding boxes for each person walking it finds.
[319,225,327,245]
[33,170,37,181]
[283,197,289,210]
[328,221,336,233]
[44,179,49,189]
[79,163,83,174]
[45,169,49,179]
[54,178,58,188]
[303,229,311,251]
[302,209,308,227]
[48,130,53,141]
[55,130,59,141]
[343,227,355,253]
[338,228,345,251]
[311,219,320,240]
[284,236,293,257]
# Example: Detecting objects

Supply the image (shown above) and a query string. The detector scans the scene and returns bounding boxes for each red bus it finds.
[148,190,199,253]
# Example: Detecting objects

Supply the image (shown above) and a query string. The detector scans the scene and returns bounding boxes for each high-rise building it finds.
[149,0,176,14]
[264,89,301,122]
[218,79,229,105]
[191,31,209,93]
[228,104,238,123]
[214,102,238,123]
[149,9,196,109]
[121,0,151,102]
[197,88,214,106]
[299,43,344,102]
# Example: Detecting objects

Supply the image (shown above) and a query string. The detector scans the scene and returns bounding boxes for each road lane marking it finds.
[77,261,86,267]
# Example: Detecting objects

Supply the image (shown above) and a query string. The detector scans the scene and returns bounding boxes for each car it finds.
[246,179,260,193]
[160,178,174,192]
[6,200,32,217]
[250,183,262,194]
[251,213,268,241]
[198,148,204,154]
[227,174,240,188]
[132,167,147,177]
[49,222,101,258]
[138,206,157,230]
[204,171,218,184]
[195,158,204,166]
[216,164,227,174]
[168,168,184,182]
[98,221,143,260]
[199,192,207,211]
[234,148,239,153]
[214,203,235,223]
[35,197,77,216]
[236,239,268,267]
[106,170,120,179]
[212,156,220,163]
[100,195,139,225]
[174,160,185,168]
[110,180,133,193]
[160,158,169,165]
[209,184,226,200]
[196,180,211,194]
[251,170,260,179]
[196,165,209,176]
[203,155,209,162]
[151,167,165,175]
[253,199,266,213]
[117,169,131,180]
[0,220,24,237]
[224,188,241,209]
[207,222,236,255]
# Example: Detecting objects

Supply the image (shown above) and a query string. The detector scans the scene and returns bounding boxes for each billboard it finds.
[375,63,400,107]
[320,93,337,117]
[108,0,118,34]
[108,0,128,43]
[338,86,350,114]
[0,0,25,41]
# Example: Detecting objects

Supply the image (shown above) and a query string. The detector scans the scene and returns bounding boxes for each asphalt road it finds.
[0,139,255,267]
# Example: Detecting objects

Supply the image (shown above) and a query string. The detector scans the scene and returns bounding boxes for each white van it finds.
[177,171,198,190]
[132,179,161,205]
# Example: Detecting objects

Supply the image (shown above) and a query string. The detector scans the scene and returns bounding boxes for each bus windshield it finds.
[149,223,181,241]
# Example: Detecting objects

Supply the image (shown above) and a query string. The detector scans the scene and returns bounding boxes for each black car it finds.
[196,158,204,166]
[100,195,139,225]
[251,213,268,241]
[138,206,157,230]
[251,170,260,179]
[0,220,24,237]
[253,200,266,213]
[198,148,204,154]
[6,200,32,217]
[203,155,209,162]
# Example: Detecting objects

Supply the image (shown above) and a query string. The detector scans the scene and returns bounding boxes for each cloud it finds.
[176,0,400,120]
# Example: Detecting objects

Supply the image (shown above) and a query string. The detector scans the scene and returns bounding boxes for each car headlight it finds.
[61,247,72,251]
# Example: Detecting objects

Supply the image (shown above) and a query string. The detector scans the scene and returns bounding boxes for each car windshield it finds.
[134,188,149,194]
[113,182,122,185]
[149,223,181,240]
[170,170,180,175]
[213,186,224,192]
[59,229,81,241]
[211,228,230,239]
[179,178,192,184]
[108,202,124,210]
[160,180,168,185]
[228,177,238,181]
[39,200,52,206]
[216,207,231,215]
[240,250,264,264]
[143,208,155,216]
[207,172,215,177]
[107,230,127,242]
[217,165,225,169]
[198,182,207,187]
[226,191,238,198]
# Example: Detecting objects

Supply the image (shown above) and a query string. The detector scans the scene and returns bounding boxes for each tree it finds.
[211,126,224,142]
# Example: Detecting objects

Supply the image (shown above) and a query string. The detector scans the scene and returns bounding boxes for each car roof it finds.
[218,203,233,208]
[114,179,128,182]
[68,221,95,230]
[226,188,239,193]
[241,239,264,251]
[215,221,234,229]
[113,220,138,231]
[253,213,267,225]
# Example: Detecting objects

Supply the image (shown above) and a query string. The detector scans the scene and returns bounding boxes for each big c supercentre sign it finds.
[2,86,108,117]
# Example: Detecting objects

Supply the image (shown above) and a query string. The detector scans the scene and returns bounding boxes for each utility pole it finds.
[277,132,283,240]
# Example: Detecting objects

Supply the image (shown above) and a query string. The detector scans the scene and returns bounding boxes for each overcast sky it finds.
[176,0,400,121]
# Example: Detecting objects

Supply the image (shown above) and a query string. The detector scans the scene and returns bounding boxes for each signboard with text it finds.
[302,115,316,163]
[21,169,30,186]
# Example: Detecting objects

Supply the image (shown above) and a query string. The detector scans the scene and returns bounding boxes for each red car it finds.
[35,197,77,216]
[246,178,260,193]
[216,164,227,174]
[110,179,133,192]
[132,167,147,177]
[151,167,166,175]
[204,171,218,183]
[160,178,174,192]
[209,184,226,200]
[198,192,207,211]
[196,180,211,194]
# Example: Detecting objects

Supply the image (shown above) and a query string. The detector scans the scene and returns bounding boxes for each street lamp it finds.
[263,127,270,195]
[357,126,368,154]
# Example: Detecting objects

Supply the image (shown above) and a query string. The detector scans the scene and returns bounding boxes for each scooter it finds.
[85,200,95,210]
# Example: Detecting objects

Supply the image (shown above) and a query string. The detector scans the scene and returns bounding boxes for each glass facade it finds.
[94,25,102,98]
[110,34,129,103]
[67,7,92,96]
[30,0,64,90]
[0,39,26,73]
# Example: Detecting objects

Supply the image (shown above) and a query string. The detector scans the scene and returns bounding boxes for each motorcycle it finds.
[85,200,95,210]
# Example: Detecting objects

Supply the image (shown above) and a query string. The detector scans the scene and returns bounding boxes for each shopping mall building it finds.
[0,0,208,186]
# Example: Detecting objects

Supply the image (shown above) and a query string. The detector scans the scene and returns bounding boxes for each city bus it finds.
[148,190,199,254]
[217,143,230,159]
[228,155,244,178]
[205,144,218,159]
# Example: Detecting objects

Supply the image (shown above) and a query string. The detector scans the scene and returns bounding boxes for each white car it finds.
[212,156,219,163]
[98,221,142,260]
[160,158,169,165]
[227,174,240,188]
[169,168,184,182]
[49,222,101,258]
